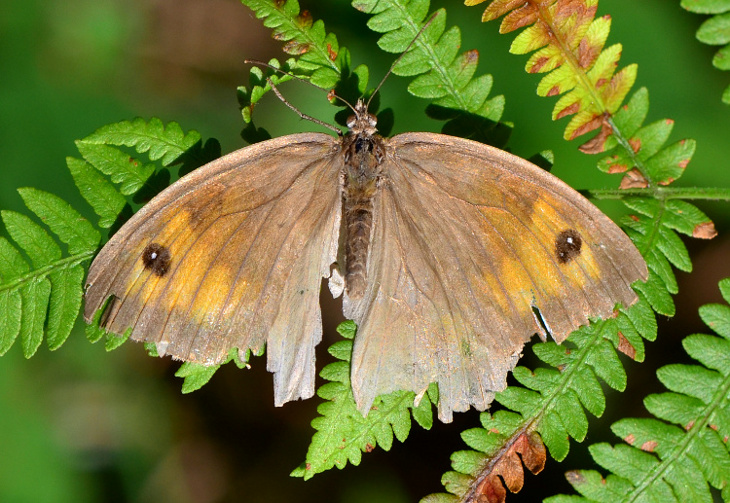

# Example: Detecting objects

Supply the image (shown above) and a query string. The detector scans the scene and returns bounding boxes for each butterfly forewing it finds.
[343,133,647,422]
[84,133,342,404]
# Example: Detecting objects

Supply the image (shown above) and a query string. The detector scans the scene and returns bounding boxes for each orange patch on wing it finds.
[530,198,602,287]
[477,208,551,317]
[187,261,243,329]
[122,209,195,306]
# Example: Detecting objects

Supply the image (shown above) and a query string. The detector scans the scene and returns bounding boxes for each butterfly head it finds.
[346,99,378,137]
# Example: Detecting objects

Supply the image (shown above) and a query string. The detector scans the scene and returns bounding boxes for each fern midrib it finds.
[589,187,730,201]
[388,2,472,113]
[531,321,609,428]
[625,366,730,501]
[532,3,652,186]
[461,420,533,502]
[635,196,667,259]
[0,252,94,294]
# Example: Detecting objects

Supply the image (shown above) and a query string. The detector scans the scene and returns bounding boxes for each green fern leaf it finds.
[682,0,730,15]
[238,0,342,120]
[0,187,99,357]
[633,272,675,317]
[634,119,675,163]
[18,279,52,358]
[605,87,649,149]
[46,267,85,351]
[67,157,127,229]
[174,348,253,393]
[176,362,224,393]
[0,290,22,355]
[74,141,155,195]
[70,118,208,231]
[81,117,202,166]
[17,188,99,255]
[682,11,730,103]
[645,139,696,185]
[549,278,730,502]
[243,0,340,85]
[239,60,298,124]
[0,238,27,354]
[656,225,692,272]
[104,331,129,352]
[2,211,62,267]
[355,0,505,138]
[664,199,714,237]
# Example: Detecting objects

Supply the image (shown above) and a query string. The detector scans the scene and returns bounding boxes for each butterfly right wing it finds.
[84,133,342,405]
[342,133,646,422]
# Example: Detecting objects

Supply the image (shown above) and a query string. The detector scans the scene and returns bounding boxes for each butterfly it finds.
[84,96,647,423]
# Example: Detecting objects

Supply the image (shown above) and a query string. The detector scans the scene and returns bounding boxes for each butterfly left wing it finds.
[84,133,342,404]
[342,132,647,422]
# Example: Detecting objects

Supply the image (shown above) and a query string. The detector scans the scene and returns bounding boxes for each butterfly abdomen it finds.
[343,178,377,299]
[340,112,386,300]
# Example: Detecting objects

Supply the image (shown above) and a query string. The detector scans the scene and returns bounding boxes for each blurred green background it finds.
[1,0,729,501]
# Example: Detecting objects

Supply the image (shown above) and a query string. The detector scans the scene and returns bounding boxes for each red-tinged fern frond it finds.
[465,0,636,147]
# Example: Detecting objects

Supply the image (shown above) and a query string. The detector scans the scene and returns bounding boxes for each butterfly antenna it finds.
[366,11,440,109]
[246,59,350,134]
[265,78,343,135]
[246,59,353,110]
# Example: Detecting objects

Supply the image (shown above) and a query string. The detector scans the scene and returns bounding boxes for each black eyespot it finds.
[142,243,171,276]
[555,229,582,264]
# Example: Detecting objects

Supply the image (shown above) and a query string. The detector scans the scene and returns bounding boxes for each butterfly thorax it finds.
[340,99,385,299]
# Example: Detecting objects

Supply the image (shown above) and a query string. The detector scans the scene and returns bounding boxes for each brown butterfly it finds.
[84,95,647,422]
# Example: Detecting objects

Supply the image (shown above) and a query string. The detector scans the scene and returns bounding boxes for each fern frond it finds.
[0,189,100,357]
[681,1,730,103]
[465,1,703,198]
[354,0,505,141]
[291,321,436,480]
[544,278,730,502]
[68,118,209,228]
[238,0,347,124]
[243,0,341,85]
[595,87,696,188]
[466,0,633,144]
